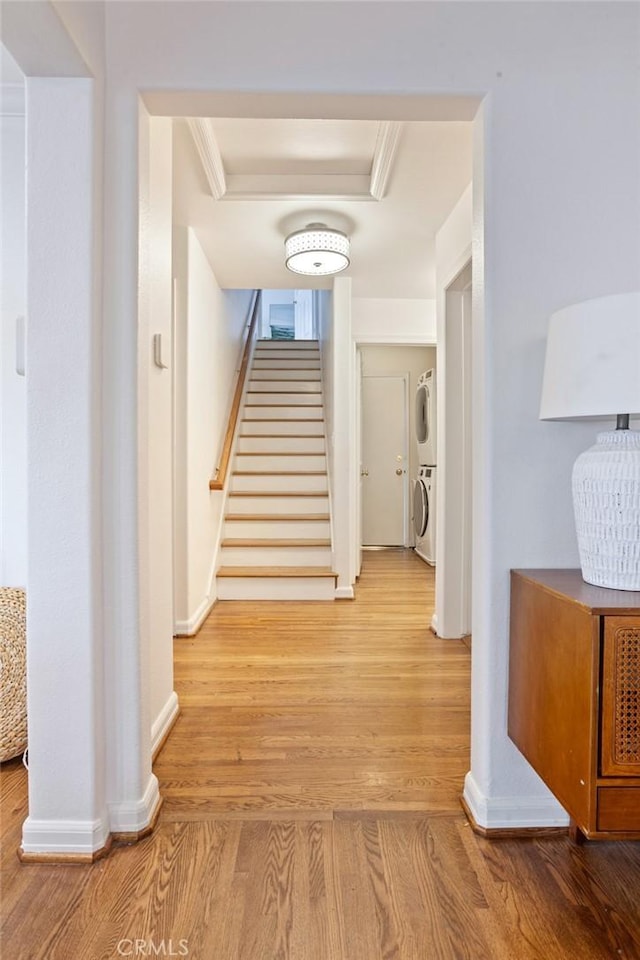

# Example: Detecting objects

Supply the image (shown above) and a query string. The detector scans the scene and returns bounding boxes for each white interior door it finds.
[294,289,314,339]
[361,375,408,546]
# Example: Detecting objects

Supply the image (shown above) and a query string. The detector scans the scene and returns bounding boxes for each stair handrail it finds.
[210,290,261,491]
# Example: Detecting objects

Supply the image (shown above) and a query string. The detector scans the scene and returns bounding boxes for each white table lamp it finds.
[540,292,640,591]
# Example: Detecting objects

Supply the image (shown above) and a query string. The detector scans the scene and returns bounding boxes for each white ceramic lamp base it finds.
[572,429,640,591]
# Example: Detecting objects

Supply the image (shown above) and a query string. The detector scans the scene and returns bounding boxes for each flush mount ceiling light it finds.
[284,223,350,276]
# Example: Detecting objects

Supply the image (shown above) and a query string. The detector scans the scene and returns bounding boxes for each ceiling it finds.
[173,116,472,300]
[1,44,473,301]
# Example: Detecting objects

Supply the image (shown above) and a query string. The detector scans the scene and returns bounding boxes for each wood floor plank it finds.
[2,550,640,959]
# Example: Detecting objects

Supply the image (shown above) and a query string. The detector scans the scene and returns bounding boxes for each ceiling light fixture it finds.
[284,223,350,276]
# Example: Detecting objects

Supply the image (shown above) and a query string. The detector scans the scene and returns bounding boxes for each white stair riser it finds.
[218,344,334,602]
[249,380,322,394]
[245,393,322,406]
[220,546,332,565]
[256,340,318,348]
[231,474,328,492]
[252,359,320,370]
[217,577,335,601]
[243,407,324,421]
[252,350,320,362]
[227,495,329,515]
[234,454,326,471]
[250,369,321,381]
[237,436,325,454]
[224,519,330,538]
[240,420,324,436]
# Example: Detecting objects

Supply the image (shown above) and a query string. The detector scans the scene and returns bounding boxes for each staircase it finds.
[217,339,337,600]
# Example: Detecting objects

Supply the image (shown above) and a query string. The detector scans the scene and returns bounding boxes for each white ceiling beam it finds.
[370,121,403,200]
[187,118,227,200]
[223,172,372,202]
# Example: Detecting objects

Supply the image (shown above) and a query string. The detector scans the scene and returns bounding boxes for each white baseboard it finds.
[174,594,216,636]
[151,690,179,757]
[21,812,111,857]
[335,585,354,599]
[107,773,162,834]
[463,771,570,829]
[430,613,438,634]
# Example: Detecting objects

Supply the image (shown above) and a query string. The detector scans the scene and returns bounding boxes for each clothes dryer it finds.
[416,369,437,466]
[413,466,436,565]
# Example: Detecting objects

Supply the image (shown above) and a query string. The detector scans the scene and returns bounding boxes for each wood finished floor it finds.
[2,549,640,959]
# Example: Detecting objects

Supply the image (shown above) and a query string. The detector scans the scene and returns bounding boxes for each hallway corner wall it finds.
[172,224,253,633]
[0,65,27,587]
[138,112,177,751]
[319,278,356,596]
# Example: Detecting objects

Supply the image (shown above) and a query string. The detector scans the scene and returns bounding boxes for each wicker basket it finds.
[0,587,27,762]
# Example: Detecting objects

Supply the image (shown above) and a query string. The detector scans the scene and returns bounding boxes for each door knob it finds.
[395,468,403,476]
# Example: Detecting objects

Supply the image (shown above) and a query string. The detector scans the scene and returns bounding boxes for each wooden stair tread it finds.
[233,471,327,476]
[225,514,330,521]
[228,491,328,498]
[242,418,324,423]
[217,566,336,578]
[236,451,324,457]
[221,538,331,547]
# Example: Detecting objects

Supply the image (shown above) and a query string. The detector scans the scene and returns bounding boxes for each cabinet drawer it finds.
[597,788,640,831]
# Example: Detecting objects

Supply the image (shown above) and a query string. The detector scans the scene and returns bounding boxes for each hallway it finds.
[158,548,467,818]
[2,550,640,959]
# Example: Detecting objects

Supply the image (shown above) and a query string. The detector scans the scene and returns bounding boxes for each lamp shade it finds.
[285,224,350,276]
[539,292,640,421]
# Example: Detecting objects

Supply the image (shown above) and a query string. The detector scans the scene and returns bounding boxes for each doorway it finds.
[259,289,317,340]
[361,374,409,545]
[358,343,438,557]
[435,260,472,639]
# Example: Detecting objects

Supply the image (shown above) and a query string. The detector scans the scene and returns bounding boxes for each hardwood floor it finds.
[2,550,640,959]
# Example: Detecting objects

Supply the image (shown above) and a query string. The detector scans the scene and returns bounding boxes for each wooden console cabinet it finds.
[509,569,640,841]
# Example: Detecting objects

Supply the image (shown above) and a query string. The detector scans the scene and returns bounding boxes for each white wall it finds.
[138,113,178,752]
[360,345,436,546]
[172,226,253,632]
[319,286,357,594]
[22,75,114,856]
[352,298,436,344]
[327,278,357,595]
[434,184,472,638]
[6,0,640,852]
[436,185,472,286]
[96,0,638,831]
[0,72,27,586]
[172,117,255,631]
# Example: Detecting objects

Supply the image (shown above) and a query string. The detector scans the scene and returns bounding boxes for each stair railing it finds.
[210,290,261,491]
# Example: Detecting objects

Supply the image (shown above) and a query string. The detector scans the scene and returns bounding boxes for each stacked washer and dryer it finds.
[414,370,436,565]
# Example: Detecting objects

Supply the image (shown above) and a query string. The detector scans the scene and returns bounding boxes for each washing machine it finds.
[413,466,436,565]
[416,369,437,466]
